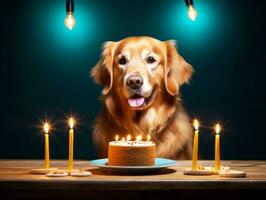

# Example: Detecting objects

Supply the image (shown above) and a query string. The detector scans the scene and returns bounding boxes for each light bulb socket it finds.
[185,0,194,6]
[66,0,74,12]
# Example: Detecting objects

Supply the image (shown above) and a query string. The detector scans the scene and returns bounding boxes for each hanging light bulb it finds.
[64,13,76,30]
[185,0,198,21]
[64,0,76,30]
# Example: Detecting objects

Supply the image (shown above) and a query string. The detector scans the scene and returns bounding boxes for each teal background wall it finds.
[1,0,266,160]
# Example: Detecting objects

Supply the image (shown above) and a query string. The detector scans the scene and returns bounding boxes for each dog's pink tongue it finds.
[128,98,145,107]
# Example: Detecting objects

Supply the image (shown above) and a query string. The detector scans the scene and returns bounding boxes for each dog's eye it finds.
[118,57,127,65]
[146,56,156,64]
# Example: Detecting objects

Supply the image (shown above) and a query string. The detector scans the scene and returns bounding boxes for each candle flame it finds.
[122,137,125,142]
[43,122,50,134]
[193,119,199,130]
[115,135,119,141]
[215,123,221,134]
[147,134,151,141]
[136,135,139,141]
[136,135,143,141]
[69,117,75,129]
[126,134,131,141]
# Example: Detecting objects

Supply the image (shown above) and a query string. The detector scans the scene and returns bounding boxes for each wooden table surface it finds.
[0,160,266,191]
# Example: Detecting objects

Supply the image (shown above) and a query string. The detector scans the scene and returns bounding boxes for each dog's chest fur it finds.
[138,103,174,135]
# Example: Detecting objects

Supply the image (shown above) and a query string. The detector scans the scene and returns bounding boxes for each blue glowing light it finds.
[33,0,96,50]
[49,2,94,48]
[165,0,225,47]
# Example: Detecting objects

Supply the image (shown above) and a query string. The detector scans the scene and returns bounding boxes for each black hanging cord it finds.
[185,0,194,6]
[66,0,74,12]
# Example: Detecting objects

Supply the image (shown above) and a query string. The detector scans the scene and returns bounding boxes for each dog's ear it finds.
[91,42,117,95]
[164,40,193,96]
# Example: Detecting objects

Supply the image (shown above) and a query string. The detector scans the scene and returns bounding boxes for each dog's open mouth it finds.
[127,91,154,108]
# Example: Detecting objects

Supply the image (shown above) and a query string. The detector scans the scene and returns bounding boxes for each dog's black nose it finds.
[126,75,143,89]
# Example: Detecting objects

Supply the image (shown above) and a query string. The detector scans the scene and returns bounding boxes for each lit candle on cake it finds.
[147,134,151,144]
[126,134,131,141]
[43,122,50,169]
[136,135,142,143]
[192,119,199,170]
[115,134,119,142]
[139,135,143,140]
[147,134,151,141]
[68,117,75,172]
[214,123,221,171]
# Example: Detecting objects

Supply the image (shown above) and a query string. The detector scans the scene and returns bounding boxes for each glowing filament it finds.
[64,12,76,30]
[187,5,198,21]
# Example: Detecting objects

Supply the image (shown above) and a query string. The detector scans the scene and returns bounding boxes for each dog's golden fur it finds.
[91,36,193,159]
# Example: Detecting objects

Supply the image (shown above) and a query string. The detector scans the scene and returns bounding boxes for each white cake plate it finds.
[89,158,176,173]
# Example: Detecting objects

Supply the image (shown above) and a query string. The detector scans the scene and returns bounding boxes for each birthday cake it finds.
[108,138,156,166]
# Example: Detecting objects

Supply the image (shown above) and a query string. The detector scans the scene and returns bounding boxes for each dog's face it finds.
[113,38,165,110]
[92,37,192,111]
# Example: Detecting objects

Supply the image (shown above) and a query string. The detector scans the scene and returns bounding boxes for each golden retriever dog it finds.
[91,36,193,159]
